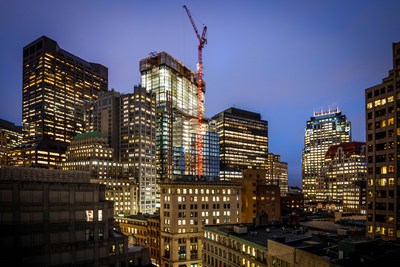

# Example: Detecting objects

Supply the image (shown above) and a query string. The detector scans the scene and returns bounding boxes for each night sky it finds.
[1,0,400,187]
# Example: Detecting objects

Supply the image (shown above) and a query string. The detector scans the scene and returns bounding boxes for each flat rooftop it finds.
[203,224,313,249]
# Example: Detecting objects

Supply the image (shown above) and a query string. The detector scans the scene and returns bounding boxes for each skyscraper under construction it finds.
[139,51,218,181]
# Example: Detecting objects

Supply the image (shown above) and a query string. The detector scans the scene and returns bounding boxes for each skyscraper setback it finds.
[365,42,400,241]
[21,36,108,167]
[119,86,157,214]
[302,109,351,203]
[91,86,157,215]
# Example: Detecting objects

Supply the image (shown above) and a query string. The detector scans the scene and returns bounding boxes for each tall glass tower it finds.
[302,108,351,203]
[140,52,217,181]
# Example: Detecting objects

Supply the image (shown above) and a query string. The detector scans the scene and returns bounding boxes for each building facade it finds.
[8,138,68,168]
[190,122,220,181]
[212,107,269,180]
[120,85,157,214]
[92,90,121,161]
[116,214,161,266]
[140,52,200,181]
[203,225,268,267]
[266,153,288,196]
[302,108,351,203]
[159,179,242,267]
[58,131,134,215]
[240,169,281,225]
[0,166,152,266]
[0,118,23,165]
[21,35,108,168]
[91,86,158,215]
[321,142,367,214]
[365,42,400,241]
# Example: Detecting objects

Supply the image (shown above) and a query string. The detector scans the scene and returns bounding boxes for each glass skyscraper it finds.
[139,52,217,181]
[302,108,351,203]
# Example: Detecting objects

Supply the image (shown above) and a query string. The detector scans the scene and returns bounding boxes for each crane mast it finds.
[183,5,207,178]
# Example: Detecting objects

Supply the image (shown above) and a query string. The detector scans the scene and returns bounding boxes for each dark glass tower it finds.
[212,107,269,180]
[21,36,107,168]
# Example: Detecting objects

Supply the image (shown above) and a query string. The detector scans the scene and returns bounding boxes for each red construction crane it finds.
[183,5,207,178]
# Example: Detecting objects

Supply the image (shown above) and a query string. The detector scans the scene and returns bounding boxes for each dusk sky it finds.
[1,0,400,187]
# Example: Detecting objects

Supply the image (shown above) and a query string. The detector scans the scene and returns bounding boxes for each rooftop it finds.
[73,131,103,140]
[203,224,313,249]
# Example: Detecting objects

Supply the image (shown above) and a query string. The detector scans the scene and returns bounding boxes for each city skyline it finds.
[1,1,400,186]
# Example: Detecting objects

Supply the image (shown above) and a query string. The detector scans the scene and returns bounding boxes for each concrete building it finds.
[116,214,161,266]
[240,169,281,225]
[120,85,157,214]
[159,179,242,267]
[20,35,108,168]
[302,108,351,204]
[212,107,269,180]
[0,166,153,266]
[281,189,304,219]
[91,86,158,215]
[365,42,400,241]
[92,89,121,161]
[267,239,330,267]
[321,142,367,214]
[266,153,288,196]
[203,223,400,267]
[202,224,331,267]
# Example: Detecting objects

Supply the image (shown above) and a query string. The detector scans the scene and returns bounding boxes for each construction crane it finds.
[183,5,207,178]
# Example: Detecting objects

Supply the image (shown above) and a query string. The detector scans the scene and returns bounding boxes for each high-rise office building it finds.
[92,90,121,161]
[302,108,351,203]
[266,153,288,196]
[21,35,107,168]
[91,86,157,215]
[365,42,400,241]
[120,85,157,214]
[321,142,367,214]
[140,52,210,181]
[212,107,269,180]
